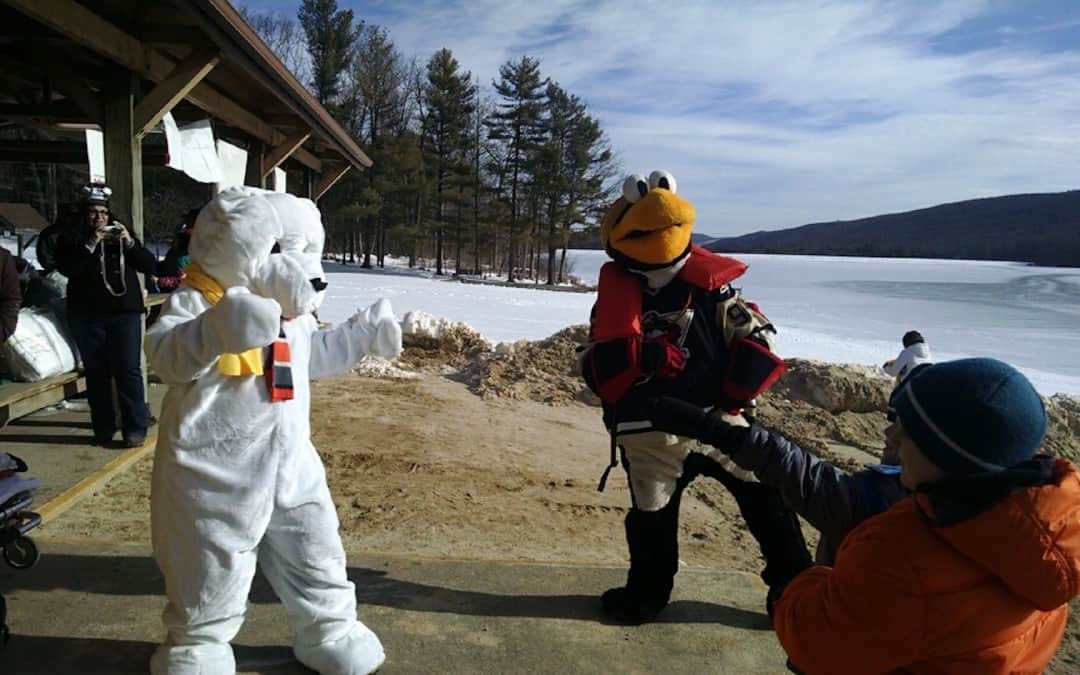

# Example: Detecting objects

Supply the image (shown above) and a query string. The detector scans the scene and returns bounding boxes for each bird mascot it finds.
[581,171,812,624]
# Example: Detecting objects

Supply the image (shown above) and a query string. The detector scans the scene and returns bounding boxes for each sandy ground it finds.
[43,372,808,575]
[39,331,1080,672]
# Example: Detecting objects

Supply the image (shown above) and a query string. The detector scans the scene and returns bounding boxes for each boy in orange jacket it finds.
[774,358,1080,674]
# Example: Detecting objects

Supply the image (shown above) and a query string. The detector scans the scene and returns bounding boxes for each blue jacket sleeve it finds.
[729,425,864,546]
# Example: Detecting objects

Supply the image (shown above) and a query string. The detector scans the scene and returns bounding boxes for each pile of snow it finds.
[402,310,490,346]
[396,310,493,372]
[353,354,419,380]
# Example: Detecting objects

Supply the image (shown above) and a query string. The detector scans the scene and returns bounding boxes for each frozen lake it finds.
[566,250,1080,395]
[313,251,1080,395]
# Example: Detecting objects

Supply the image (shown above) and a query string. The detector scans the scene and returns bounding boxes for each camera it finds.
[103,224,124,238]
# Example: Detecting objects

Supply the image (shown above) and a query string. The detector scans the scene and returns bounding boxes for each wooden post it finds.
[103,71,143,238]
[103,70,149,409]
[245,141,266,189]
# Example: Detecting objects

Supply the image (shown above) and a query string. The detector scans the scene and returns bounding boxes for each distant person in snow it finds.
[883,330,931,383]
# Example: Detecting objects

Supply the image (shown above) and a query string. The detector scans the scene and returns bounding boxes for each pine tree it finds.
[487,56,546,282]
[348,25,407,267]
[298,0,357,108]
[423,48,475,275]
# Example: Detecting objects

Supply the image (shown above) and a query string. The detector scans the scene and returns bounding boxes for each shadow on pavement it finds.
[4,551,767,628]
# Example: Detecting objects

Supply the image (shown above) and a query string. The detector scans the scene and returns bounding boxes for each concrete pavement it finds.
[1,539,790,674]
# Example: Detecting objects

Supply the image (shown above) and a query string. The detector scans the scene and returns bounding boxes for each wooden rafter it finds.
[313,163,351,201]
[43,62,103,122]
[0,140,167,164]
[261,130,310,178]
[5,0,323,171]
[133,45,221,137]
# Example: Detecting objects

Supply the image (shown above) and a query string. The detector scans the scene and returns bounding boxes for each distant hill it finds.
[705,191,1080,267]
[567,231,715,250]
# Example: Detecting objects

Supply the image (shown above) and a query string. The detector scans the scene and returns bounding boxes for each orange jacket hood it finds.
[917,458,1080,611]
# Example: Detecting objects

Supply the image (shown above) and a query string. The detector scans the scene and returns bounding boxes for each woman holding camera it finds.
[55,184,157,448]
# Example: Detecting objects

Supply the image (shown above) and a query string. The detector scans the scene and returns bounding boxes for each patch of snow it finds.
[353,355,419,380]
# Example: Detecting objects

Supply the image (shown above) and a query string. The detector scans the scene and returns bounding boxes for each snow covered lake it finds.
[321,251,1080,396]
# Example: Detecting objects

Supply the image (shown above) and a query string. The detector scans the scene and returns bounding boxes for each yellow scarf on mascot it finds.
[182,263,264,376]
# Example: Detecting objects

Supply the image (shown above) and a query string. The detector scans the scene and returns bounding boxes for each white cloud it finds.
[275,0,1080,235]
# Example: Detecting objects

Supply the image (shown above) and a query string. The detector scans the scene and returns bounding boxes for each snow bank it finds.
[401,310,491,347]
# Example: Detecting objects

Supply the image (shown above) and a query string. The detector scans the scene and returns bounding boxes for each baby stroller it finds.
[0,452,42,647]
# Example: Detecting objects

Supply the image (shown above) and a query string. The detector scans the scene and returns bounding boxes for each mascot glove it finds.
[348,298,402,359]
[252,251,319,318]
[646,396,749,453]
[205,287,282,354]
[642,336,687,379]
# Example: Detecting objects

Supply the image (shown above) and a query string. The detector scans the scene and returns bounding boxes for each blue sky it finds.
[244,0,1080,237]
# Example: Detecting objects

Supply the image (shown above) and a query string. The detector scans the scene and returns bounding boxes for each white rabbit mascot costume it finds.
[145,187,400,675]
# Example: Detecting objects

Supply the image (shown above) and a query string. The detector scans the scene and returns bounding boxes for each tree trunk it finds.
[375,215,384,267]
[454,195,464,275]
[378,218,387,267]
[362,214,374,268]
[436,228,444,275]
[547,228,557,285]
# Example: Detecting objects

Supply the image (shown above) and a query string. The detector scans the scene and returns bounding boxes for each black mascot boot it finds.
[602,490,684,624]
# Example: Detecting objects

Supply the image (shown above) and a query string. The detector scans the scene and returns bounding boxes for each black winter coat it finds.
[55,231,157,316]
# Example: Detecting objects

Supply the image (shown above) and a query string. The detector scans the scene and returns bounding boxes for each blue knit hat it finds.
[891,358,1046,475]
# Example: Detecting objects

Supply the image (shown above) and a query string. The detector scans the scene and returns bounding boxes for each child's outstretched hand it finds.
[646,396,749,453]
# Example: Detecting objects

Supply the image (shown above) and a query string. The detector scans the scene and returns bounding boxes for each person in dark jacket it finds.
[35,206,80,275]
[646,395,907,567]
[55,184,156,447]
[0,247,21,343]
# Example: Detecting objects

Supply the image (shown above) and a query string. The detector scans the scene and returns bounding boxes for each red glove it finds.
[643,336,687,379]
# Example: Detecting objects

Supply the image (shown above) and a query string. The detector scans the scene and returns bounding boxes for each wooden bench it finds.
[0,371,86,427]
[146,293,169,308]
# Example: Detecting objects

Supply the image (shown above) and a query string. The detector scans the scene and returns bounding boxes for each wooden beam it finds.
[6,0,153,76]
[41,59,104,122]
[133,45,221,137]
[0,140,166,165]
[245,141,266,189]
[314,164,351,201]
[4,0,326,170]
[294,147,322,173]
[261,130,310,178]
[0,102,92,126]
[138,25,207,46]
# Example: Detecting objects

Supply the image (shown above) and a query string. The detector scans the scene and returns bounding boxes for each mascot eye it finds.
[622,174,649,204]
[648,170,677,193]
